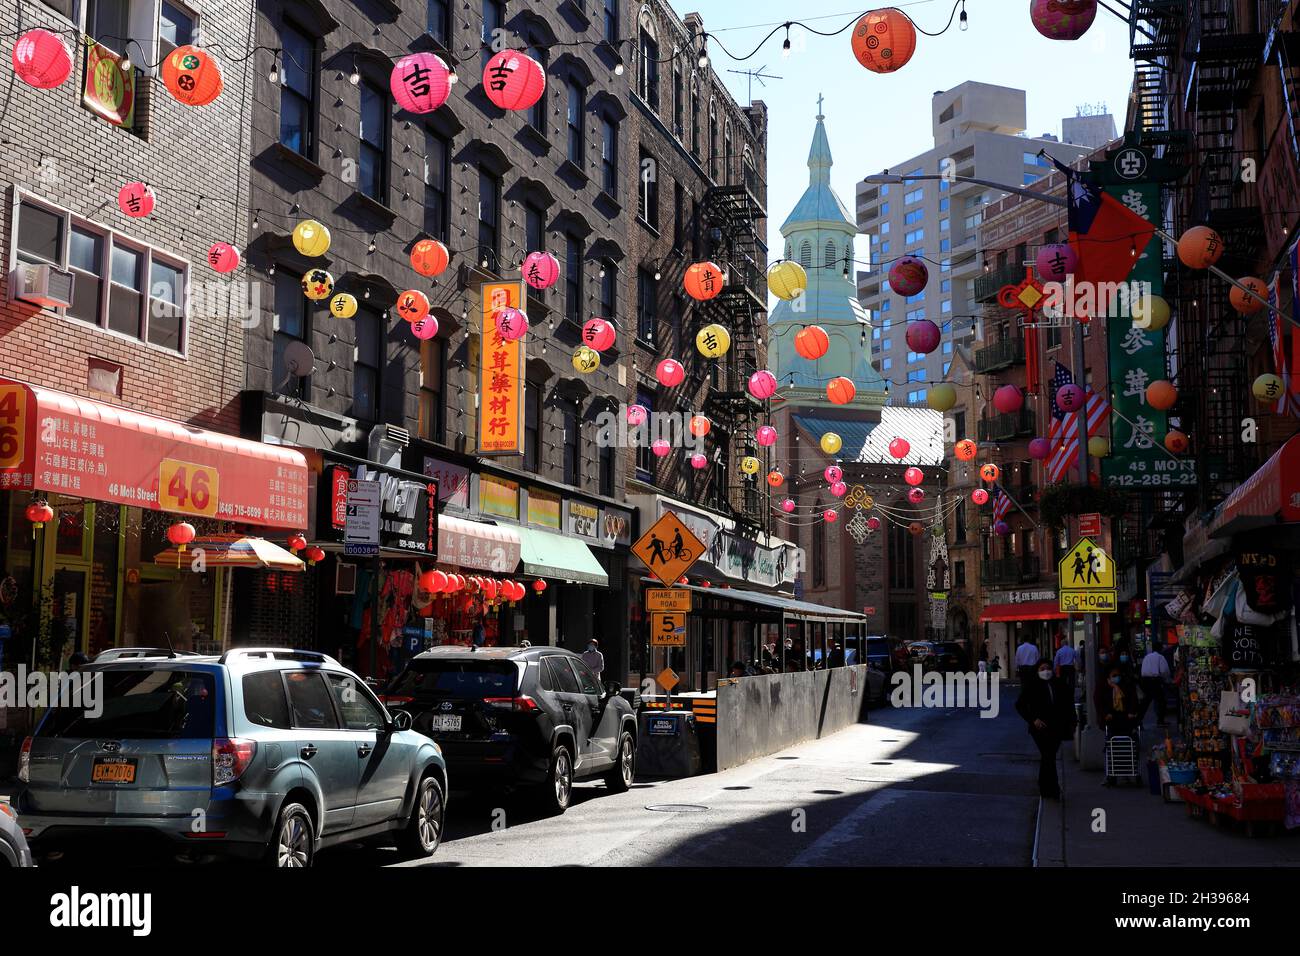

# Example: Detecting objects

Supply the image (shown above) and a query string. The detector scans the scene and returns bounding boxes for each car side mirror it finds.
[603,680,621,699]
[390,710,413,732]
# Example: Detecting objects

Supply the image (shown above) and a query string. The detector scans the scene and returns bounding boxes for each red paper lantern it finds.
[304,546,326,565]
[907,487,925,504]
[161,45,224,107]
[767,470,784,488]
[1165,430,1189,454]
[523,251,561,290]
[287,533,307,552]
[904,319,940,355]
[13,29,73,89]
[980,463,1001,483]
[684,261,724,301]
[117,182,155,218]
[207,242,240,274]
[656,359,685,387]
[533,578,548,593]
[827,376,856,405]
[866,516,881,531]
[909,522,925,536]
[794,325,830,360]
[166,521,196,551]
[25,502,53,527]
[971,488,989,505]
[823,510,838,523]
[483,50,547,111]
[890,257,929,297]
[888,437,911,459]
[954,439,977,461]
[582,318,617,351]
[390,52,452,114]
[993,385,1024,414]
[851,8,918,74]
[411,239,450,277]
[431,570,449,593]
[904,466,924,486]
[689,415,711,438]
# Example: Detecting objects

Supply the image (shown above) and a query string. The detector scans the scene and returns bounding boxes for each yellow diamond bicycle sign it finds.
[1058,536,1117,613]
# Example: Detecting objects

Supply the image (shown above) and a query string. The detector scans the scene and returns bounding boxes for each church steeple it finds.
[807,94,832,186]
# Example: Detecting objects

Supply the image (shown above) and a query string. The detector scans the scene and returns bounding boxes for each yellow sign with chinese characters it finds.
[476,281,526,456]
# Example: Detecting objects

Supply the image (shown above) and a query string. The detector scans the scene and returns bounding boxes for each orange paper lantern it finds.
[851,8,918,74]
[1176,225,1224,270]
[1229,276,1268,315]
[410,239,450,277]
[1165,430,1189,454]
[161,45,224,107]
[794,325,830,360]
[684,261,723,301]
[954,439,978,461]
[1145,380,1178,411]
[827,376,856,405]
[980,463,1000,483]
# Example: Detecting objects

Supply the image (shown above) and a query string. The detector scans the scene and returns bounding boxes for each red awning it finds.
[0,377,308,530]
[980,600,1066,623]
[1210,433,1300,538]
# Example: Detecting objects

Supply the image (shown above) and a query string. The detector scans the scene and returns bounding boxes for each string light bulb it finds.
[782,27,791,57]
[697,37,709,69]
[349,69,360,85]
[614,60,625,76]
[959,1,969,31]
[448,67,459,85]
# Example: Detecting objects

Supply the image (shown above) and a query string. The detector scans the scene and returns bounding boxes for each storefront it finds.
[0,377,308,675]
[978,588,1066,679]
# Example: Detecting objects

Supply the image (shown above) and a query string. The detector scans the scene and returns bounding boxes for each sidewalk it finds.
[1036,713,1300,866]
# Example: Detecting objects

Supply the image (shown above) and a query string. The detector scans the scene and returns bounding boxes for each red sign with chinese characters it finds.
[0,377,308,530]
[330,465,349,529]
[477,281,526,456]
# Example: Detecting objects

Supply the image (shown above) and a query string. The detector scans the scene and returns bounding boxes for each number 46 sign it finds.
[159,458,219,517]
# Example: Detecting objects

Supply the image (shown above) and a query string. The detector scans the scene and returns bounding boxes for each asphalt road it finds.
[322,685,1041,868]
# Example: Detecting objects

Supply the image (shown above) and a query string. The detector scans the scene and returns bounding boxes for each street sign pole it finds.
[1074,318,1104,771]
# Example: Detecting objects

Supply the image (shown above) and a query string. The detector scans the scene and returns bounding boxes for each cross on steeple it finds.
[816,93,824,120]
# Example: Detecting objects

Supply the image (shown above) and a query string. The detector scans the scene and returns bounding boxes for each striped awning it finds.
[153,533,305,571]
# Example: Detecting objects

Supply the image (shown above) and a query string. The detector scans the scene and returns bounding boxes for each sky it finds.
[683,0,1138,260]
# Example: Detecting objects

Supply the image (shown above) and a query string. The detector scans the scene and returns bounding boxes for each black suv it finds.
[382,646,637,814]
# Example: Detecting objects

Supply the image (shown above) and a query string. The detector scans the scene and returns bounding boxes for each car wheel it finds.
[538,745,573,815]
[267,802,314,868]
[603,731,635,792]
[397,773,445,859]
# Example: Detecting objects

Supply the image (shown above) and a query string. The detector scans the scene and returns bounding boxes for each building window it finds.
[955,560,966,587]
[423,130,449,241]
[673,182,685,250]
[905,228,924,244]
[904,187,923,203]
[638,146,658,227]
[481,0,503,69]
[888,520,916,590]
[565,234,584,322]
[907,369,927,383]
[478,171,500,270]
[419,337,445,444]
[278,20,314,156]
[352,306,382,421]
[638,28,659,109]
[635,387,655,477]
[600,263,616,318]
[723,122,732,184]
[799,240,812,269]
[567,80,586,166]
[525,202,546,303]
[600,441,615,497]
[358,80,388,202]
[273,270,310,399]
[159,1,194,57]
[672,66,683,136]
[812,513,826,587]
[939,197,949,212]
[690,82,700,156]
[525,39,548,135]
[637,268,657,344]
[708,102,718,179]
[824,240,837,269]
[524,380,543,472]
[563,410,581,486]
[904,209,924,225]
[601,116,618,196]
[711,430,729,509]
[426,0,450,44]
[604,0,619,44]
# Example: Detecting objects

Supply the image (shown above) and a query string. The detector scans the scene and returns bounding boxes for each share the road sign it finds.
[1058,536,1117,614]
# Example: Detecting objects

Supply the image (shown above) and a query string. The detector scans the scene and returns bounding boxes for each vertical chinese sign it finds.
[477,281,526,456]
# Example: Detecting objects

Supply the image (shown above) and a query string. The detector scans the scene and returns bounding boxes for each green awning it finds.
[516,526,609,586]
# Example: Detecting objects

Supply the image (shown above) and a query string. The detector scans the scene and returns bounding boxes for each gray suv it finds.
[16,648,447,867]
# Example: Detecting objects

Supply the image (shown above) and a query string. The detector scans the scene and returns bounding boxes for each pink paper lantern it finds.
[117,182,155,218]
[494,306,528,341]
[823,510,838,523]
[1056,384,1086,412]
[866,516,881,531]
[971,488,989,505]
[13,29,73,89]
[523,251,560,290]
[994,520,1011,536]
[1028,437,1052,460]
[781,498,796,513]
[907,487,925,504]
[207,242,240,274]
[756,425,778,447]
[888,256,929,296]
[652,439,671,458]
[656,359,685,387]
[482,50,547,111]
[390,53,452,114]
[904,466,924,486]
[411,317,440,340]
[824,465,843,484]
[1030,0,1098,41]
[690,453,708,469]
[1035,242,1079,282]
[831,481,848,497]
[583,318,617,352]
[748,369,779,400]
[627,404,648,426]
[888,437,911,459]
[993,385,1024,414]
[905,319,941,355]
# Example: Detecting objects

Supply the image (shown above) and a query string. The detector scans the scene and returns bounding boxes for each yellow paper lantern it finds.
[1253,373,1284,402]
[927,383,956,412]
[740,456,760,475]
[1087,436,1110,458]
[301,268,334,300]
[767,260,808,301]
[572,345,601,374]
[696,323,731,358]
[820,432,843,455]
[292,219,331,257]
[1132,294,1170,331]
[329,293,358,319]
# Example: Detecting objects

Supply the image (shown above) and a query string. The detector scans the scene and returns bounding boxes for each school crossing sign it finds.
[1058,537,1117,613]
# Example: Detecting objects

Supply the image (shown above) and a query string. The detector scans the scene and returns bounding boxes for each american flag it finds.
[1272,246,1300,417]
[1045,361,1110,483]
[992,488,1012,523]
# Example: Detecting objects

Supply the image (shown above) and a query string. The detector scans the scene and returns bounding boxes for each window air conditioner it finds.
[11,262,74,309]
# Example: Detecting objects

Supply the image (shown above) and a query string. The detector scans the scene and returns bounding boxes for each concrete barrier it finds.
[714,665,869,771]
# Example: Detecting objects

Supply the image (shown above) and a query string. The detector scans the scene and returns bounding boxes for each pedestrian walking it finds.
[1014,636,1040,684]
[472,615,487,648]
[1098,667,1140,737]
[828,641,846,668]
[1015,659,1076,799]
[1053,636,1078,698]
[581,638,605,680]
[1137,644,1171,727]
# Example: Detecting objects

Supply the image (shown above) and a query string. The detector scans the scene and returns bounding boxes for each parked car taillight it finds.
[483,695,540,712]
[380,695,415,705]
[213,738,257,786]
[17,737,31,783]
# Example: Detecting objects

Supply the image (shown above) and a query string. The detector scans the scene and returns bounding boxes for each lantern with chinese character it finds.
[166,521,196,552]
[954,439,977,461]
[390,52,452,114]
[689,415,711,438]
[292,220,331,257]
[824,510,839,523]
[304,546,326,565]
[889,256,928,296]
[412,317,439,340]
[825,465,843,484]
[827,377,856,405]
[493,305,528,341]
[794,325,830,360]
[993,385,1024,414]
[756,425,777,447]
[1055,383,1085,412]
[907,487,925,504]
[904,467,924,486]
[411,238,450,277]
[652,439,671,458]
[117,182,155,218]
[395,289,430,324]
[690,453,708,469]
[573,345,601,374]
[1229,277,1268,315]
[1132,293,1171,331]
[748,370,778,400]
[851,8,917,74]
[482,50,546,111]
[888,437,910,459]
[627,404,648,426]
[980,463,1000,483]
[767,470,784,488]
[993,520,1010,537]
[582,318,616,352]
[1165,429,1189,454]
[1034,241,1079,281]
[207,242,240,274]
[287,534,307,553]
[696,323,731,358]
[767,260,808,300]
[522,250,560,290]
[330,294,358,319]
[1029,437,1051,460]
[1253,373,1284,402]
[740,456,760,475]
[656,359,685,387]
[1030,0,1098,40]
[781,499,796,513]
[684,261,723,301]
[13,29,73,89]
[1176,225,1224,270]
[866,516,881,531]
[821,432,843,455]
[927,383,956,412]
[831,481,848,498]
[971,488,989,505]
[25,501,53,531]
[301,269,334,300]
[1146,380,1177,411]
[161,45,224,106]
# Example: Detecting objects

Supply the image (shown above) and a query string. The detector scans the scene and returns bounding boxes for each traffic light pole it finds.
[1072,318,1104,770]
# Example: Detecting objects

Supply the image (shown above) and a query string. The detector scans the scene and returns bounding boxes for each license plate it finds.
[91,757,137,784]
[428,715,462,732]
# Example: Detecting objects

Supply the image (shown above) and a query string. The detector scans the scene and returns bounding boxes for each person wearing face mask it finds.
[1015,659,1077,799]
[581,638,605,681]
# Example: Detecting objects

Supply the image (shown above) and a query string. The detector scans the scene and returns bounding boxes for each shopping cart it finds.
[1104,731,1141,786]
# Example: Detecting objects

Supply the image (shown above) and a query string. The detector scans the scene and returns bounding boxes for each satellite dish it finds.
[283,341,315,377]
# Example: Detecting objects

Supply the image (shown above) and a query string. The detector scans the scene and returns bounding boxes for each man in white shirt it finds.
[581,638,605,682]
[1138,645,1172,726]
[1014,638,1041,685]
[1053,638,1078,697]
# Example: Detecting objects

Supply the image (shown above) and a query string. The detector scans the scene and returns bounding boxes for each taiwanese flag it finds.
[1049,155,1156,289]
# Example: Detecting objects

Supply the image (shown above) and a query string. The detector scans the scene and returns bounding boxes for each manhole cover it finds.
[775,756,799,760]
[722,786,751,791]
[813,789,844,795]
[870,761,893,765]
[645,804,709,813]
[880,738,900,742]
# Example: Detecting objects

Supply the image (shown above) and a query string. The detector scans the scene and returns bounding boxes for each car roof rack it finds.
[217,648,340,667]
[92,647,202,661]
